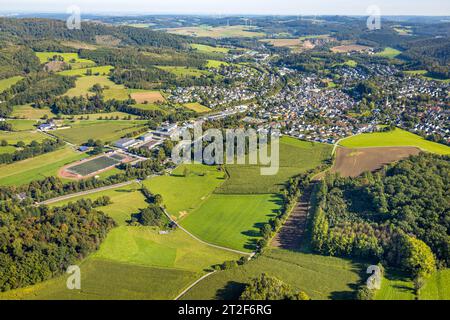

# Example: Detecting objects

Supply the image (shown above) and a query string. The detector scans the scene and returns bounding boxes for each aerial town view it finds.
[0,0,449,314]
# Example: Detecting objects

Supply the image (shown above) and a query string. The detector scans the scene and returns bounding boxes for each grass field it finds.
[35,52,95,69]
[374,270,415,300]
[58,65,113,76]
[0,130,48,144]
[52,121,145,145]
[404,70,450,83]
[63,75,129,100]
[0,147,87,186]
[339,128,450,155]
[420,269,450,300]
[63,111,137,120]
[0,76,23,93]
[157,66,211,78]
[5,119,37,131]
[166,25,266,38]
[375,47,402,58]
[143,164,225,219]
[216,136,332,194]
[129,90,165,103]
[0,146,16,154]
[184,102,210,113]
[180,193,282,252]
[206,59,230,68]
[182,248,364,300]
[191,44,229,53]
[11,104,56,119]
[131,103,167,112]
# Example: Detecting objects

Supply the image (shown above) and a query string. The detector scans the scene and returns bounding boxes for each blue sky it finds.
[1,0,449,15]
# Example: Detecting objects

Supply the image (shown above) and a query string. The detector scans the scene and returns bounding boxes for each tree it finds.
[0,140,7,147]
[240,273,309,300]
[402,236,436,278]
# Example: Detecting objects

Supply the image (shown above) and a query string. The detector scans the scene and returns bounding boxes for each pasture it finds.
[63,75,129,100]
[157,66,211,78]
[374,270,415,300]
[0,76,23,93]
[420,269,450,300]
[0,130,48,145]
[216,136,332,194]
[206,59,229,68]
[191,44,229,53]
[51,121,145,145]
[260,38,302,48]
[339,128,450,155]
[129,90,165,103]
[5,119,37,131]
[180,193,282,252]
[182,248,363,300]
[331,44,372,53]
[143,164,225,219]
[35,52,95,69]
[11,104,55,119]
[375,47,402,58]
[0,147,87,186]
[166,25,266,38]
[58,65,113,76]
[183,102,210,113]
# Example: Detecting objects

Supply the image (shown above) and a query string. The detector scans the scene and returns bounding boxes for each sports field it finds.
[63,75,129,100]
[339,128,450,155]
[0,147,87,186]
[66,155,121,176]
[52,121,145,145]
[143,164,226,219]
[184,102,210,113]
[0,76,23,92]
[182,248,363,300]
[216,136,332,194]
[181,193,282,252]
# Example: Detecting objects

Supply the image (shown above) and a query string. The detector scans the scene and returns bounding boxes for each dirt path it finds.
[271,184,313,249]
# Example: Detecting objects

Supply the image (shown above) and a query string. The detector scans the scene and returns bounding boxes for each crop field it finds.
[35,52,95,68]
[331,146,421,177]
[11,104,55,119]
[339,128,450,155]
[65,155,121,176]
[51,121,145,145]
[129,90,165,103]
[260,38,303,48]
[181,193,282,252]
[183,102,210,113]
[191,44,229,53]
[157,66,211,78]
[216,137,332,194]
[375,47,402,58]
[0,76,23,92]
[0,130,48,145]
[58,65,113,76]
[182,248,364,300]
[166,25,266,38]
[0,147,87,186]
[63,75,129,100]
[143,164,226,219]
[331,44,372,53]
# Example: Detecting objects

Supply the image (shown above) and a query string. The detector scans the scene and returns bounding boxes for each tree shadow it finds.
[215,281,246,300]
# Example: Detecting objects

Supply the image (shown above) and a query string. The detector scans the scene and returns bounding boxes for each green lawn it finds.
[374,270,415,300]
[180,193,282,252]
[0,147,87,186]
[375,47,402,59]
[216,136,332,194]
[52,121,145,145]
[339,128,450,155]
[182,248,364,300]
[420,269,450,300]
[58,65,113,76]
[143,164,226,219]
[0,76,23,93]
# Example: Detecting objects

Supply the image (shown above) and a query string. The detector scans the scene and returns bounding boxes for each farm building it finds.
[139,132,153,142]
[38,123,56,131]
[154,123,179,138]
[114,138,139,149]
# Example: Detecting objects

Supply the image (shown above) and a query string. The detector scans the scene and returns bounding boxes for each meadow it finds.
[191,44,229,54]
[35,52,95,68]
[143,164,226,219]
[166,25,266,38]
[206,59,230,68]
[339,128,450,155]
[183,102,210,113]
[5,119,37,131]
[375,47,402,59]
[129,90,165,103]
[0,130,48,144]
[216,137,332,194]
[11,104,55,119]
[58,65,113,76]
[52,121,145,145]
[157,66,211,78]
[180,193,282,252]
[182,248,364,300]
[420,269,450,300]
[0,146,87,186]
[0,76,23,93]
[63,75,129,100]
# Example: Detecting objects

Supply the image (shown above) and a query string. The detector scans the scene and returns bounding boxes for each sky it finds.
[1,0,449,16]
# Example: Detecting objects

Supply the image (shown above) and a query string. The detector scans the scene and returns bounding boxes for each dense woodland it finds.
[310,153,449,278]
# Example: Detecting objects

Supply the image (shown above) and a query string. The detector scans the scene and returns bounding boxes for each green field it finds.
[182,248,364,300]
[63,111,137,120]
[58,65,113,76]
[157,66,211,78]
[143,164,225,219]
[181,193,282,252]
[374,270,415,300]
[11,104,56,119]
[52,121,145,145]
[0,76,23,93]
[5,119,37,131]
[216,136,332,194]
[63,75,129,100]
[339,128,450,155]
[0,146,16,154]
[0,130,48,144]
[206,59,230,68]
[420,269,450,300]
[191,44,229,53]
[0,147,87,186]
[184,102,210,113]
[375,47,402,58]
[166,25,266,39]
[35,52,95,68]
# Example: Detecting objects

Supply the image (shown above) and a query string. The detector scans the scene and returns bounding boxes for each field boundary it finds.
[174,271,217,300]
